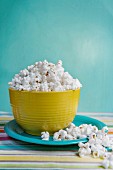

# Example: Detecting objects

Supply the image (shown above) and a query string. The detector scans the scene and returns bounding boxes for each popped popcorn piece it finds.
[102,159,110,169]
[66,134,75,140]
[58,129,68,140]
[41,131,49,140]
[109,154,113,161]
[89,133,97,139]
[92,151,100,158]
[100,152,108,159]
[109,161,113,169]
[68,123,75,129]
[78,144,91,157]
[101,154,113,168]
[79,134,87,139]
[78,142,85,148]
[92,126,98,133]
[102,126,108,133]
[9,60,82,91]
[53,132,60,141]
[85,126,93,136]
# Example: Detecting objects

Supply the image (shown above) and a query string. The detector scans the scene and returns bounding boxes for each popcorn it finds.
[102,159,110,169]
[101,154,113,169]
[8,60,82,91]
[53,132,61,141]
[78,143,91,157]
[79,134,87,139]
[92,151,100,158]
[99,151,108,159]
[40,122,113,169]
[102,138,110,147]
[77,125,113,169]
[41,131,49,140]
[68,123,75,129]
[102,126,108,133]
[109,154,113,161]
[48,123,112,146]
[92,126,98,133]
[89,133,97,139]
[58,130,68,140]
[78,148,87,158]
[109,161,113,169]
[65,134,74,140]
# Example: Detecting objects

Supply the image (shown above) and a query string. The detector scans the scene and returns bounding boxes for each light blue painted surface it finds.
[0,0,113,112]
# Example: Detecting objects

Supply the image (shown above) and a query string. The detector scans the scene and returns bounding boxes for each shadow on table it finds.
[3,138,79,151]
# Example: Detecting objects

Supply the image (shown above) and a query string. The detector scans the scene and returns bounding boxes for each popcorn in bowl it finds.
[8,60,82,91]
[8,60,82,135]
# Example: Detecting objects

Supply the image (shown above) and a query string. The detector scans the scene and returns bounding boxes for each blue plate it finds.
[4,115,107,146]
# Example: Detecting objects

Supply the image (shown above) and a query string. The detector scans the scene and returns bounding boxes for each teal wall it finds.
[0,0,113,113]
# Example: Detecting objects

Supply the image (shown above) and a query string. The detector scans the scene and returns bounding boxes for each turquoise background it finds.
[0,0,113,113]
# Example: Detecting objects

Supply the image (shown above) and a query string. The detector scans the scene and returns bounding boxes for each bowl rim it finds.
[9,88,80,94]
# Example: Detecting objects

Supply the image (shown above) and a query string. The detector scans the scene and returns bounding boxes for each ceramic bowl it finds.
[9,88,80,135]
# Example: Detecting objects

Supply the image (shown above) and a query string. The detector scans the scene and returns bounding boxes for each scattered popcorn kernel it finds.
[41,131,49,140]
[102,159,110,169]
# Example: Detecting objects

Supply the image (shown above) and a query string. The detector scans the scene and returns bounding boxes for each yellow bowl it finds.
[9,88,80,135]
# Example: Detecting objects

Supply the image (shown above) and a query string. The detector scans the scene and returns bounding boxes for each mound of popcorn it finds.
[41,123,113,169]
[8,60,82,91]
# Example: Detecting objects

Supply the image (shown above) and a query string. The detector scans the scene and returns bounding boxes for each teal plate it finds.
[4,115,107,146]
